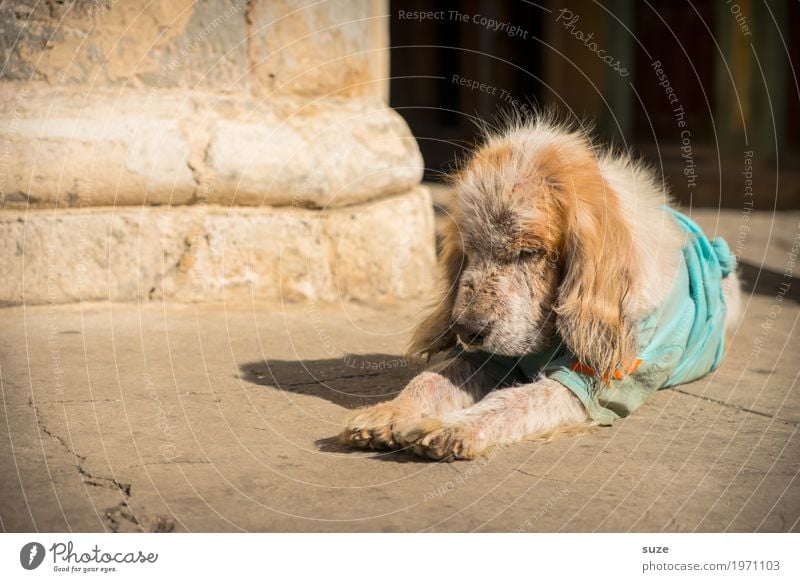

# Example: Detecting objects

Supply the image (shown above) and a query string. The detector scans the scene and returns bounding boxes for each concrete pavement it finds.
[1,210,798,532]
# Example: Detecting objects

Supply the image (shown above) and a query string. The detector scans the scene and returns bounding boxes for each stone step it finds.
[0,186,435,306]
[0,88,422,209]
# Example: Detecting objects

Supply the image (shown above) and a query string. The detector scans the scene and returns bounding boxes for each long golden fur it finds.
[341,113,742,460]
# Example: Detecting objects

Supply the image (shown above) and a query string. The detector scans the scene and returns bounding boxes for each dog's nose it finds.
[453,318,493,346]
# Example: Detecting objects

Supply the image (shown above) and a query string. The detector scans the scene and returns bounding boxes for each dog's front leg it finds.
[396,377,587,460]
[341,356,490,450]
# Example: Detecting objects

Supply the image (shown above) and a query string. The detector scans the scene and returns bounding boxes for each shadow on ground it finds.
[739,260,800,303]
[240,354,429,460]
[239,354,423,410]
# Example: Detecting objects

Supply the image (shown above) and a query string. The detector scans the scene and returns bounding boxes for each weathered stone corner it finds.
[0,187,435,306]
[0,1,435,307]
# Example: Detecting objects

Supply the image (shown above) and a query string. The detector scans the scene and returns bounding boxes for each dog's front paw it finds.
[395,417,487,461]
[341,401,420,450]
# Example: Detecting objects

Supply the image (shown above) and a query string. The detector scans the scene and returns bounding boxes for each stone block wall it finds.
[0,0,435,305]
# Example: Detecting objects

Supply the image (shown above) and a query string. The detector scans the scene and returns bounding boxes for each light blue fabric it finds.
[455,207,734,425]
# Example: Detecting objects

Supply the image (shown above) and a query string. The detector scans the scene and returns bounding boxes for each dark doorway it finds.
[390,0,546,180]
[631,0,716,145]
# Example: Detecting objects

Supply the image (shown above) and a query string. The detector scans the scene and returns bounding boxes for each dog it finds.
[341,114,742,460]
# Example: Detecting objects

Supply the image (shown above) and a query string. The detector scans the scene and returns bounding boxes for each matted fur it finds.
[342,112,742,460]
[408,213,465,357]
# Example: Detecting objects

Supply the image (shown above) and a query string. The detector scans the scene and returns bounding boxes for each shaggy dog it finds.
[341,115,742,461]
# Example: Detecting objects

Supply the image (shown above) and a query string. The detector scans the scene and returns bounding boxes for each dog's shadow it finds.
[739,260,800,304]
[239,354,430,460]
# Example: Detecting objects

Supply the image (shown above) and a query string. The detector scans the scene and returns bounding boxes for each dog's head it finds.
[410,121,640,379]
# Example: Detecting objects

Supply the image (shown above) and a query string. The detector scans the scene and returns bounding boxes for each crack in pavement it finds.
[669,388,799,426]
[514,468,584,485]
[103,501,140,533]
[27,398,137,531]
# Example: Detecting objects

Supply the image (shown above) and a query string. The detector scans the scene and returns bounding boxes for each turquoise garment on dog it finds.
[455,207,735,425]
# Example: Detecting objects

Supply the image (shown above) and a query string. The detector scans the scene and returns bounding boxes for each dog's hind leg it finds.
[341,356,491,450]
[723,271,743,333]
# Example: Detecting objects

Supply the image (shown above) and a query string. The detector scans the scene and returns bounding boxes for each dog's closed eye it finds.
[518,247,546,261]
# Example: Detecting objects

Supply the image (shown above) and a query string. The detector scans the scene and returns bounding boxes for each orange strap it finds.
[570,358,643,384]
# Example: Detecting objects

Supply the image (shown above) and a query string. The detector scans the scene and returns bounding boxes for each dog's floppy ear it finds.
[542,140,639,379]
[408,214,464,358]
